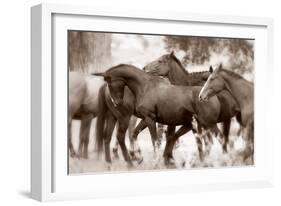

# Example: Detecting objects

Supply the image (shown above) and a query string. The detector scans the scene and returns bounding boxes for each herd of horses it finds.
[69,51,254,169]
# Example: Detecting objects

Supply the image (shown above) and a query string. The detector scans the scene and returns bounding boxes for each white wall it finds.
[0,0,280,205]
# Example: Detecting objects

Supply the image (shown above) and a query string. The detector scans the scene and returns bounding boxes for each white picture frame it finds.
[31,3,274,202]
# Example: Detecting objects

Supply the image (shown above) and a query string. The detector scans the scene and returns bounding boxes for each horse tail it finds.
[95,84,107,154]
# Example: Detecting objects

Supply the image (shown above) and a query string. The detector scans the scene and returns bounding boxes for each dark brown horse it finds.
[95,83,141,167]
[143,52,240,153]
[95,64,228,165]
[95,82,165,167]
[199,64,254,163]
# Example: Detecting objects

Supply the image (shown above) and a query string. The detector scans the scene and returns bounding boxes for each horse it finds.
[143,51,241,154]
[95,81,166,167]
[199,64,254,163]
[94,64,230,166]
[69,71,104,158]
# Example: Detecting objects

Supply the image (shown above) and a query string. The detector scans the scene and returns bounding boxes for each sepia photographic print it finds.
[68,31,254,175]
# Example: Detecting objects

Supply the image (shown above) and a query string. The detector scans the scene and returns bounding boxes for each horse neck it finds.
[167,69,189,86]
[167,60,208,86]
[221,71,253,111]
[119,67,149,98]
[186,72,210,86]
[167,60,190,85]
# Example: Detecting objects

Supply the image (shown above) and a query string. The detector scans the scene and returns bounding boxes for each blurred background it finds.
[68,31,254,80]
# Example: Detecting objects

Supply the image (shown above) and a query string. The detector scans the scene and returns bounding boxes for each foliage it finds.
[164,36,254,75]
[68,31,112,73]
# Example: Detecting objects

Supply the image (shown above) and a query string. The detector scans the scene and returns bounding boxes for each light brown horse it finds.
[69,71,139,162]
[199,64,254,163]
[69,71,104,158]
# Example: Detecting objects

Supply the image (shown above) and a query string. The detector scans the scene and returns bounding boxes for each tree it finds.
[68,31,112,73]
[164,36,254,75]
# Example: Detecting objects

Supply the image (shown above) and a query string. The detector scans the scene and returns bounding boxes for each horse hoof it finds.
[127,162,134,169]
[164,157,175,167]
[78,152,88,159]
[105,162,113,171]
[129,150,137,160]
[112,148,119,159]
[222,146,228,154]
[137,156,144,165]
[70,151,80,159]
[182,161,186,168]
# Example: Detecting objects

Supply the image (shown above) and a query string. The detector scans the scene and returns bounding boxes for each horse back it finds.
[81,75,104,114]
[69,72,87,117]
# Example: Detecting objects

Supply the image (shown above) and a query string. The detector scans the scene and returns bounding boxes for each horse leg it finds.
[163,123,192,166]
[242,120,254,164]
[192,123,204,161]
[205,130,213,156]
[112,139,119,159]
[78,114,93,159]
[132,119,147,140]
[128,116,141,161]
[116,119,133,167]
[104,114,116,165]
[165,125,175,148]
[144,117,161,166]
[222,119,231,153]
[156,123,164,149]
[165,125,175,141]
[195,135,204,161]
[191,119,206,161]
[68,118,77,158]
[130,119,147,164]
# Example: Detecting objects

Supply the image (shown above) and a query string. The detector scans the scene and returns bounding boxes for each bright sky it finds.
[111,33,167,68]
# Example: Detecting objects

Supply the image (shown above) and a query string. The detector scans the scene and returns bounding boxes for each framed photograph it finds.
[31,3,274,201]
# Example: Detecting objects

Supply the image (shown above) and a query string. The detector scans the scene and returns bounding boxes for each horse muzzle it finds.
[110,97,123,107]
[115,99,124,106]
[198,94,209,102]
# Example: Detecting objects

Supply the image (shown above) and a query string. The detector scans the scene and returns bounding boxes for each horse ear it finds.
[104,76,111,81]
[170,50,175,57]
[209,66,213,73]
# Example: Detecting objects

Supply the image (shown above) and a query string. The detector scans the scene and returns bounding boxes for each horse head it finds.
[92,72,126,107]
[199,64,224,102]
[143,51,176,76]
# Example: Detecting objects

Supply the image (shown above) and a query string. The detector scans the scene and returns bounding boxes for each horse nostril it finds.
[117,99,123,106]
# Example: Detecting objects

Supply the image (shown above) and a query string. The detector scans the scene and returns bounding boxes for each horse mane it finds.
[107,63,164,84]
[189,70,210,76]
[106,63,139,73]
[220,68,244,80]
[170,55,189,75]
[170,55,210,76]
